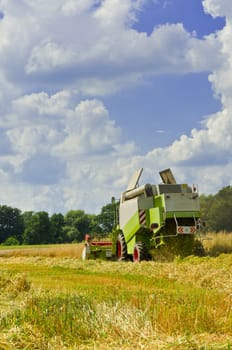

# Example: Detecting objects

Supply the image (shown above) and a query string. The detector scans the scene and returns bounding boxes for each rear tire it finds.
[117,232,127,261]
[133,242,147,262]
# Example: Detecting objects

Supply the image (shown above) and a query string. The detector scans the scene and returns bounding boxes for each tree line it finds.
[0,203,114,246]
[200,186,232,232]
[1,185,232,245]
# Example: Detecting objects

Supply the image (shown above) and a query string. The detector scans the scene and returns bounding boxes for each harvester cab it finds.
[112,168,202,261]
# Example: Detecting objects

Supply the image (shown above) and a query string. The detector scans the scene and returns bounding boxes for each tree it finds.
[50,213,65,243]
[200,186,232,232]
[62,225,80,243]
[97,202,117,234]
[23,211,50,244]
[64,210,93,242]
[208,187,232,232]
[0,205,24,244]
[22,211,34,226]
[3,236,20,246]
[88,214,103,236]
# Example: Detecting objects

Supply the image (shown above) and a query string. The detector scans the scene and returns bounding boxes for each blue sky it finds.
[103,72,221,152]
[103,0,225,152]
[133,0,224,37]
[0,0,231,214]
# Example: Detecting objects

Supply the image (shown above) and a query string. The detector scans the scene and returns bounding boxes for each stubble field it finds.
[0,237,231,349]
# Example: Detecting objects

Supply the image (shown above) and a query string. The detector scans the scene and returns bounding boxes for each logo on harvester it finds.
[139,210,146,226]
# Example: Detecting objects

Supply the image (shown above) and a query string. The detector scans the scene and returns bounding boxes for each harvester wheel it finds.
[133,242,147,262]
[117,232,127,261]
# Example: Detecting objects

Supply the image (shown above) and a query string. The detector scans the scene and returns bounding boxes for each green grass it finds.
[0,255,231,349]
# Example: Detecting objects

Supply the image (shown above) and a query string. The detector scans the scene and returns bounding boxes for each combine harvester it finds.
[82,168,203,261]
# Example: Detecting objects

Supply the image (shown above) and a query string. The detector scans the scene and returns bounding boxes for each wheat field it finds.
[0,236,231,349]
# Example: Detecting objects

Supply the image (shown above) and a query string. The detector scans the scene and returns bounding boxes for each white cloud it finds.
[0,0,222,95]
[93,0,146,28]
[12,90,73,116]
[54,99,122,156]
[83,0,232,204]
[61,0,95,16]
[0,0,232,214]
[0,90,137,212]
[131,0,232,196]
[203,0,232,19]
[5,92,127,162]
[26,41,77,74]
[7,125,60,158]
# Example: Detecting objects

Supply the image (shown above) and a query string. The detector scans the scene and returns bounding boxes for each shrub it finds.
[2,236,20,246]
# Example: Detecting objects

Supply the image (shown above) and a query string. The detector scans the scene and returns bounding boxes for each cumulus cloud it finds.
[54,99,121,156]
[0,0,231,213]
[203,0,232,19]
[0,89,137,212]
[134,0,232,196]
[0,0,222,95]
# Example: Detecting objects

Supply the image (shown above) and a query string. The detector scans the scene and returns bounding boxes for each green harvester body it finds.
[83,168,202,261]
[111,168,201,261]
